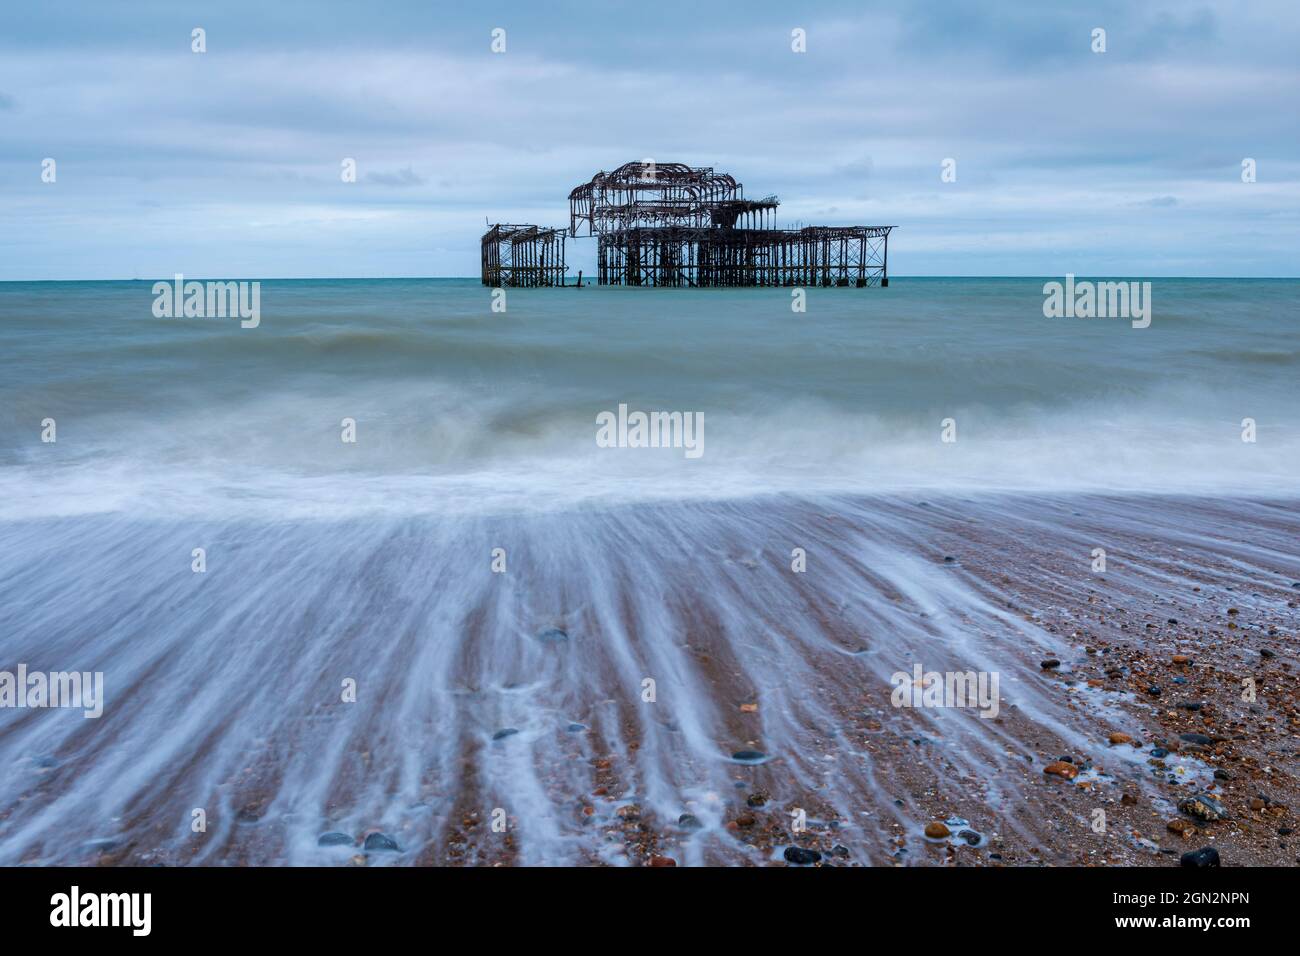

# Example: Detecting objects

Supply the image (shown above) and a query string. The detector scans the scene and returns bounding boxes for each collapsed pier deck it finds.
[596,225,891,287]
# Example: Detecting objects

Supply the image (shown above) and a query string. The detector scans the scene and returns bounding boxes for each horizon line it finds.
[4,274,1299,284]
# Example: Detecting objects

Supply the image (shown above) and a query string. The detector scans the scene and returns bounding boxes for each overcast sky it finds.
[1,0,1296,279]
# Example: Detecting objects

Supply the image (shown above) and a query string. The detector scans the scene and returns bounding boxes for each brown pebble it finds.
[925,822,950,839]
[1108,732,1132,745]
[1044,761,1079,780]
[648,855,676,867]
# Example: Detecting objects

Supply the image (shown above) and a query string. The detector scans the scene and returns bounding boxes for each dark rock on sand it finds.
[831,844,850,857]
[1040,659,1061,669]
[318,832,353,847]
[1146,684,1162,696]
[731,750,767,763]
[566,723,587,732]
[783,846,821,865]
[363,832,401,852]
[1180,846,1220,868]
[536,627,569,644]
[678,813,703,830]
[492,728,520,740]
[1214,769,1232,781]
[1180,733,1214,746]
[1260,648,1275,659]
[1179,794,1229,823]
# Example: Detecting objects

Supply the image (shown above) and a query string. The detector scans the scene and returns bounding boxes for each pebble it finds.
[678,813,703,830]
[363,832,401,852]
[1146,685,1162,696]
[1172,654,1191,664]
[648,855,676,867]
[924,822,950,839]
[492,728,520,741]
[1179,733,1214,746]
[1043,761,1079,780]
[746,793,768,808]
[1180,846,1220,868]
[1040,659,1061,669]
[536,627,569,644]
[1166,819,1194,836]
[731,750,767,763]
[1260,649,1275,659]
[1108,732,1133,745]
[739,703,758,713]
[1178,794,1228,823]
[1151,748,1169,759]
[783,846,821,865]
[317,831,354,847]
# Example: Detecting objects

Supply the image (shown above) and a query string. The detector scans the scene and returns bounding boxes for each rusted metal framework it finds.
[596,225,892,287]
[484,162,892,288]
[568,162,777,235]
[480,224,567,287]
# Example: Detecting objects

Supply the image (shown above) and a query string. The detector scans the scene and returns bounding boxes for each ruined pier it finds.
[482,162,892,288]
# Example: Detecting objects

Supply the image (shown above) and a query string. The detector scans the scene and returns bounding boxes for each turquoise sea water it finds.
[0,277,1296,516]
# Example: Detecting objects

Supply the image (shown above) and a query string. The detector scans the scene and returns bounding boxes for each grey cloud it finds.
[366,166,427,188]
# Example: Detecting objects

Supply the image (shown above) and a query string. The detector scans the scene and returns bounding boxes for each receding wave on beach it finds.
[0,492,1296,866]
[0,278,1296,866]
